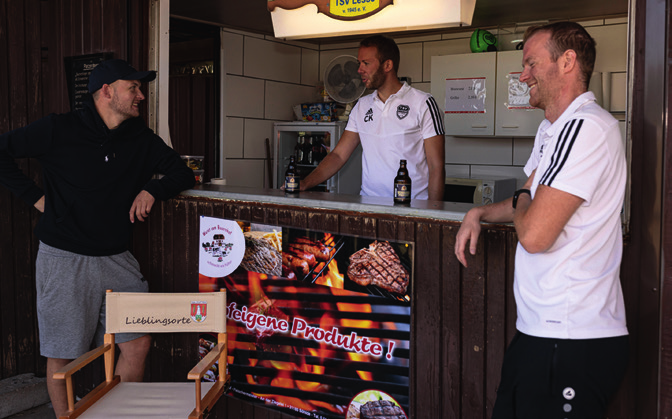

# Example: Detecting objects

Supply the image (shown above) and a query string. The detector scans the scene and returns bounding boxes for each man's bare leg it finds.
[116,335,151,381]
[47,357,72,417]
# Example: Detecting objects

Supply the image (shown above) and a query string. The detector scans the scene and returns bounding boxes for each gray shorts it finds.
[35,242,149,359]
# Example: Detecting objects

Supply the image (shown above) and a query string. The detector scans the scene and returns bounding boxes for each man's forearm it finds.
[427,166,445,201]
[301,153,344,191]
[476,197,516,224]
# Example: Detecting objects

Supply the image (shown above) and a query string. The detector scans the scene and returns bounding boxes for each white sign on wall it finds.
[444,77,487,113]
[199,216,245,278]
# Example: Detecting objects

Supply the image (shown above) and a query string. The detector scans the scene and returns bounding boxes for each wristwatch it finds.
[512,189,531,209]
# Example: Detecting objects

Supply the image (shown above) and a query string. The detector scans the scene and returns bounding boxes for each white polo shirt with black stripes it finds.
[345,82,445,199]
[515,91,628,340]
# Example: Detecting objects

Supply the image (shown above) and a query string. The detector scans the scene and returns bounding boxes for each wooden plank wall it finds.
[131,196,637,418]
[0,0,149,380]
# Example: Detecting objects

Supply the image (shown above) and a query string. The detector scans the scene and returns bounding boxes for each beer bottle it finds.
[284,156,300,193]
[394,159,412,204]
[305,136,314,165]
[294,133,305,164]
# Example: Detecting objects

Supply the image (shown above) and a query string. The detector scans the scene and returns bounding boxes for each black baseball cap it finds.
[87,59,156,93]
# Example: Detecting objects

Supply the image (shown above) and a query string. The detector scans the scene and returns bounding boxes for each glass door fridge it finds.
[273,121,362,195]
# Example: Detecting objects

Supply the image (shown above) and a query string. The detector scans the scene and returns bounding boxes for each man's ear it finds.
[100,83,113,99]
[562,49,578,74]
[383,58,394,73]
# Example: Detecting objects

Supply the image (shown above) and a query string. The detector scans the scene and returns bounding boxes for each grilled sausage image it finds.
[291,237,331,261]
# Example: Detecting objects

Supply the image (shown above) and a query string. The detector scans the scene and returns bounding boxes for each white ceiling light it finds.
[268,0,477,40]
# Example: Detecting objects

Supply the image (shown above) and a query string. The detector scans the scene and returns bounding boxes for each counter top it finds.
[182,185,475,222]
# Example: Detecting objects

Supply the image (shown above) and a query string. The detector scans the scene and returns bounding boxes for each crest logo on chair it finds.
[191,301,208,323]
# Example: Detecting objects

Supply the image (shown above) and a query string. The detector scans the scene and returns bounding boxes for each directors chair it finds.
[53,289,230,418]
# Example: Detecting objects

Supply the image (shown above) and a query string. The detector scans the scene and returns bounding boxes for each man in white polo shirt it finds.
[454,22,628,418]
[301,35,445,200]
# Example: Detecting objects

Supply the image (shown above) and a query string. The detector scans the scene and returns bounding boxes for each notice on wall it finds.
[444,77,487,113]
[198,217,412,419]
[64,53,113,111]
[445,77,486,113]
[506,72,535,110]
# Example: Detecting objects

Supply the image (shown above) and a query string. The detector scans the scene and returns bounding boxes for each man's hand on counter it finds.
[130,190,156,223]
[454,207,483,267]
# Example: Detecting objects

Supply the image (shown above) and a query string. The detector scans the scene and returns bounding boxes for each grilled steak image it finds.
[347,241,409,294]
[241,234,281,276]
[359,400,406,419]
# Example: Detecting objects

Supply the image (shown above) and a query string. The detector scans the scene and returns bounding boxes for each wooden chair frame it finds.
[53,289,230,419]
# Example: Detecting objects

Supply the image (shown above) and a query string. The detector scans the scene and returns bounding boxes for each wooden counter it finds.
[131,186,518,419]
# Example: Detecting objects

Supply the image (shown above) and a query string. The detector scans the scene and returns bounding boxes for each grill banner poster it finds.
[198,216,413,419]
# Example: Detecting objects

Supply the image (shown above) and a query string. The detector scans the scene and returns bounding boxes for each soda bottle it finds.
[284,156,300,193]
[394,159,412,204]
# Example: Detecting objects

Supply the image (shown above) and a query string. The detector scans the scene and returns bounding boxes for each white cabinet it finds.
[494,51,546,136]
[431,52,497,136]
[431,51,545,137]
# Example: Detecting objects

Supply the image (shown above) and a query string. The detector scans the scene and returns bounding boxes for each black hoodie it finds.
[0,96,195,256]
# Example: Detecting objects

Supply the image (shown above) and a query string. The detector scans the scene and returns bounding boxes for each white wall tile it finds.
[224,159,266,188]
[302,48,320,87]
[605,17,628,25]
[265,35,320,50]
[586,24,628,72]
[513,137,534,166]
[223,117,244,159]
[265,81,317,121]
[445,164,470,177]
[395,34,442,44]
[441,32,472,40]
[226,75,264,118]
[223,28,264,39]
[221,31,243,76]
[578,19,605,27]
[445,136,513,165]
[412,82,431,94]
[320,41,361,51]
[398,43,423,83]
[244,119,276,159]
[423,39,472,81]
[244,37,302,83]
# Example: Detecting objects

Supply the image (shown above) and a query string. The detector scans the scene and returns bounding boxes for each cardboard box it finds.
[301,103,337,122]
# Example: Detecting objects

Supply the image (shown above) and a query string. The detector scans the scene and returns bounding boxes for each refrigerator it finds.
[273,121,362,195]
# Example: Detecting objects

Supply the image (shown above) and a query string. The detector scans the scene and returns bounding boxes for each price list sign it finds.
[64,53,113,111]
[443,77,487,113]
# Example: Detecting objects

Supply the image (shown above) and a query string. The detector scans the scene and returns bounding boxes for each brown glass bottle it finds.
[394,159,412,204]
[284,156,300,193]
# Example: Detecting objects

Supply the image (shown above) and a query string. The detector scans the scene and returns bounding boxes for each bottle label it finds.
[285,176,300,192]
[394,183,411,199]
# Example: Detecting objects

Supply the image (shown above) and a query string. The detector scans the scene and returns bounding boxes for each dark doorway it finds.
[169,18,221,183]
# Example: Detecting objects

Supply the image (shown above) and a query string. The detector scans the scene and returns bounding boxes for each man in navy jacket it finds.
[0,59,195,417]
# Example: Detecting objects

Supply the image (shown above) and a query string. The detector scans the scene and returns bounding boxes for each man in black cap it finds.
[0,59,194,417]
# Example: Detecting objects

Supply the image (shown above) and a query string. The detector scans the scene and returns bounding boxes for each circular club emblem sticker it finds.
[563,387,576,400]
[199,217,245,278]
